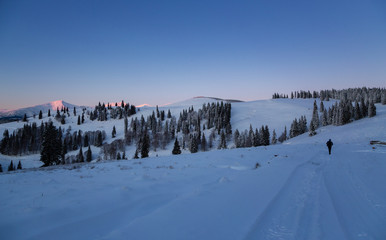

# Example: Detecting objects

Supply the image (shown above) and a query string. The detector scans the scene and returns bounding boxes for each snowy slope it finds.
[0,102,385,240]
[0,100,82,118]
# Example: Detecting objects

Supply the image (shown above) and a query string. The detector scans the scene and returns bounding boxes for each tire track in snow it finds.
[242,152,326,240]
[322,150,386,240]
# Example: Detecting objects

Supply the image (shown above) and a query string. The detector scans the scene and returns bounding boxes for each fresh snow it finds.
[0,100,81,118]
[0,99,385,240]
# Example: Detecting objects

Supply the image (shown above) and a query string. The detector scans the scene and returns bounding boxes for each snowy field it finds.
[0,100,385,239]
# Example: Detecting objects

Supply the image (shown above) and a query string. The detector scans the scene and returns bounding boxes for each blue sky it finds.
[0,0,385,109]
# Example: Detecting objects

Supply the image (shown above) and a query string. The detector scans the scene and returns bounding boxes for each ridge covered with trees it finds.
[0,87,384,170]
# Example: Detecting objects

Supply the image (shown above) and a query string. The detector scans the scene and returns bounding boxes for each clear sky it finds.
[0,0,385,109]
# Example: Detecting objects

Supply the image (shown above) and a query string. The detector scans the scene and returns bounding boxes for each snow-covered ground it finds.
[0,100,385,240]
[0,97,337,167]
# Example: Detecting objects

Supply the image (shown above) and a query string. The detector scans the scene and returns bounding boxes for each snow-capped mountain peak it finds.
[0,100,81,118]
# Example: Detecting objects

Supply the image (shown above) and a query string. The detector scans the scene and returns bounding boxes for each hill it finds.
[0,99,385,239]
[0,100,82,118]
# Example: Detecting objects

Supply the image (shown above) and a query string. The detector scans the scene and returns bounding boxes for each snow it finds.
[0,99,386,239]
[0,100,82,118]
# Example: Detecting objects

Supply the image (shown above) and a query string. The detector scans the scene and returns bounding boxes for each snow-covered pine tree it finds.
[218,131,227,149]
[309,121,316,136]
[311,100,319,130]
[190,134,198,153]
[234,129,241,148]
[368,101,376,117]
[278,126,287,143]
[354,101,362,120]
[124,115,128,137]
[39,110,43,119]
[382,91,386,105]
[360,98,367,118]
[271,130,277,144]
[322,109,328,126]
[320,101,324,112]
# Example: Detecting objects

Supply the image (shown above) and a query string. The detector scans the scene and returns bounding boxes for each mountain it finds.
[0,100,82,118]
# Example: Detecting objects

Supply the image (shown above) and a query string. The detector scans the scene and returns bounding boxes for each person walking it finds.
[326,139,333,155]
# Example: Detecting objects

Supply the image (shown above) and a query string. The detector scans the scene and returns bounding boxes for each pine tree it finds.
[39,110,43,119]
[309,121,316,136]
[117,152,121,160]
[0,164,2,172]
[234,129,241,148]
[122,151,126,160]
[8,161,14,171]
[78,146,84,162]
[40,121,62,167]
[311,100,319,130]
[77,116,81,125]
[320,101,325,112]
[141,132,150,158]
[73,107,76,116]
[278,126,287,143]
[172,138,181,155]
[61,115,66,124]
[124,115,128,137]
[84,134,89,147]
[322,109,328,126]
[17,161,22,170]
[201,133,207,151]
[263,125,270,145]
[382,91,386,105]
[112,126,116,138]
[82,113,85,123]
[86,146,92,162]
[133,150,139,159]
[354,101,362,120]
[190,134,198,153]
[48,109,51,117]
[218,131,227,149]
[96,132,103,147]
[368,101,376,117]
[22,114,27,122]
[271,130,277,145]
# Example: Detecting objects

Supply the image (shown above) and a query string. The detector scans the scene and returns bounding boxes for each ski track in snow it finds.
[323,148,386,240]
[243,149,328,240]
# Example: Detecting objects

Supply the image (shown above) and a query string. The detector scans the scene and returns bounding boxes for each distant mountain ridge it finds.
[0,100,82,118]
[193,96,244,103]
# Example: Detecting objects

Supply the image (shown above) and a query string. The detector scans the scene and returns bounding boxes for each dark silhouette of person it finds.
[326,139,333,155]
